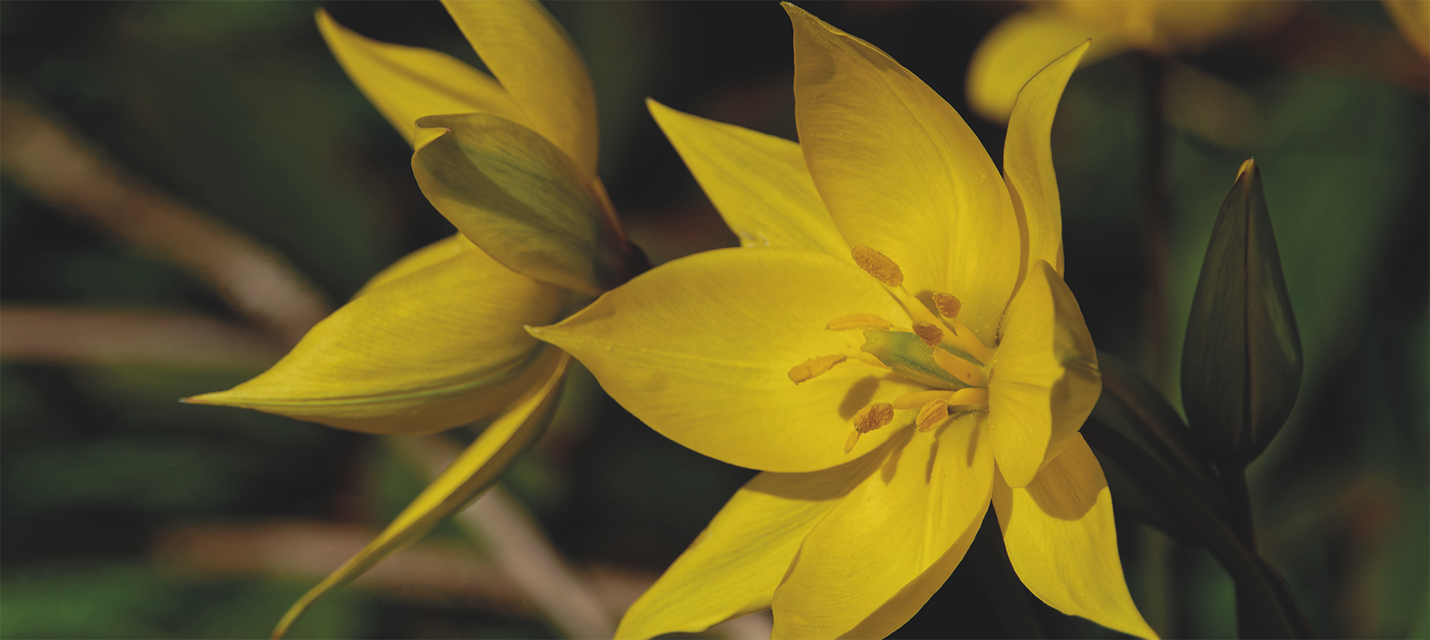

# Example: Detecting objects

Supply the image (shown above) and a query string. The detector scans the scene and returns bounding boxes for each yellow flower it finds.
[531,5,1155,639]
[185,1,640,635]
[966,0,1293,122]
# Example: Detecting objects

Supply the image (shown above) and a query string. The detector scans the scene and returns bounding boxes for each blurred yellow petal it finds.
[966,8,1124,124]
[1061,0,1289,53]
[355,233,474,297]
[993,435,1157,639]
[1004,42,1088,282]
[987,261,1099,488]
[530,248,925,473]
[786,4,1019,344]
[772,420,993,638]
[616,452,884,639]
[1386,0,1430,57]
[273,349,569,639]
[647,99,849,258]
[315,9,527,146]
[443,0,599,178]
[187,247,565,434]
[413,113,632,294]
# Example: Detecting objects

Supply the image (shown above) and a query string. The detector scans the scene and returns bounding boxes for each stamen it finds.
[947,387,989,408]
[934,349,988,387]
[845,402,894,454]
[893,389,955,410]
[827,314,894,331]
[851,245,904,287]
[933,292,962,320]
[916,399,950,432]
[788,354,847,384]
[944,320,996,365]
[912,321,944,348]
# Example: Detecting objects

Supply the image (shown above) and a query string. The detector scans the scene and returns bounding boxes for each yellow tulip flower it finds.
[532,5,1155,639]
[186,1,641,636]
[967,0,1293,122]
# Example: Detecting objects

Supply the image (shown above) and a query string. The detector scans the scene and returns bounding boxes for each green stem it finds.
[1219,463,1258,552]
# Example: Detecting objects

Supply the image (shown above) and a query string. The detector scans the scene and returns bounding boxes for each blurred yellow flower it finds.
[1385,0,1429,57]
[186,1,641,636]
[533,5,1154,639]
[967,0,1293,122]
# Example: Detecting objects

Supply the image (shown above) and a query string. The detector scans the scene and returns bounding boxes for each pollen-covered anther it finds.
[933,292,962,320]
[788,354,847,384]
[827,314,894,331]
[851,245,904,287]
[916,399,950,432]
[912,321,944,348]
[845,402,895,453]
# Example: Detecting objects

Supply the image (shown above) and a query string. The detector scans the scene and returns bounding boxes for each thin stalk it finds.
[1219,463,1258,553]
[1137,53,1173,391]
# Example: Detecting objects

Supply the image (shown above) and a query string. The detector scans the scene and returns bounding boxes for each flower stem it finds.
[1137,53,1172,390]
[1219,463,1258,553]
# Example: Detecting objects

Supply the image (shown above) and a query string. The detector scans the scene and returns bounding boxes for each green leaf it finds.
[411,113,638,295]
[1181,159,1303,466]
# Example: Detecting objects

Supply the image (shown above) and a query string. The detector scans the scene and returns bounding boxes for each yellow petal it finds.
[315,9,528,146]
[273,349,569,639]
[786,4,1019,345]
[992,435,1157,639]
[186,247,565,434]
[615,450,885,640]
[646,99,849,258]
[443,0,599,178]
[355,233,474,297]
[1060,0,1290,53]
[987,261,1099,488]
[412,113,631,294]
[966,8,1125,124]
[530,248,924,473]
[772,419,994,638]
[1004,41,1089,283]
[1386,0,1430,58]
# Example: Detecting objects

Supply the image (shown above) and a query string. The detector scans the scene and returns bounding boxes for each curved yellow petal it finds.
[616,451,884,639]
[186,247,566,434]
[992,435,1157,640]
[443,0,599,178]
[786,4,1019,345]
[355,233,474,297]
[273,349,570,639]
[966,8,1125,124]
[987,261,1099,488]
[531,248,925,473]
[647,99,849,258]
[771,419,994,638]
[315,9,527,146]
[1004,41,1089,283]
[1386,0,1430,58]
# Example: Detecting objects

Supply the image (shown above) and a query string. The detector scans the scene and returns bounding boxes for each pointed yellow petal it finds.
[443,0,599,178]
[355,233,474,297]
[187,247,565,434]
[531,248,923,473]
[988,261,1098,488]
[273,350,569,639]
[412,113,632,294]
[616,450,884,640]
[1005,42,1089,285]
[992,435,1157,639]
[966,8,1124,124]
[315,9,527,146]
[786,4,1020,345]
[647,99,849,257]
[771,419,994,638]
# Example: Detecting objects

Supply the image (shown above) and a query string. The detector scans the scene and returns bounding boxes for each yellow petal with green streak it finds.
[530,247,924,473]
[987,261,1099,488]
[772,418,993,638]
[273,349,570,639]
[1004,41,1089,282]
[786,4,1020,345]
[443,0,599,178]
[186,247,565,434]
[413,113,630,294]
[355,233,473,297]
[315,9,527,146]
[993,435,1157,639]
[966,8,1122,124]
[615,450,885,639]
[646,99,848,258]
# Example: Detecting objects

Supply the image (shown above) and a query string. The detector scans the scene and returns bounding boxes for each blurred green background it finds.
[1,1,1424,638]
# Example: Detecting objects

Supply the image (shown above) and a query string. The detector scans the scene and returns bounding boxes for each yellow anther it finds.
[933,292,962,320]
[788,354,847,384]
[851,245,904,287]
[912,321,944,348]
[948,387,989,408]
[934,349,988,387]
[916,399,950,432]
[853,402,894,434]
[827,314,894,331]
[893,389,955,410]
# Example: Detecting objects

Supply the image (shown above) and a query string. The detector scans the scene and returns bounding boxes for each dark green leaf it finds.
[1181,159,1303,465]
